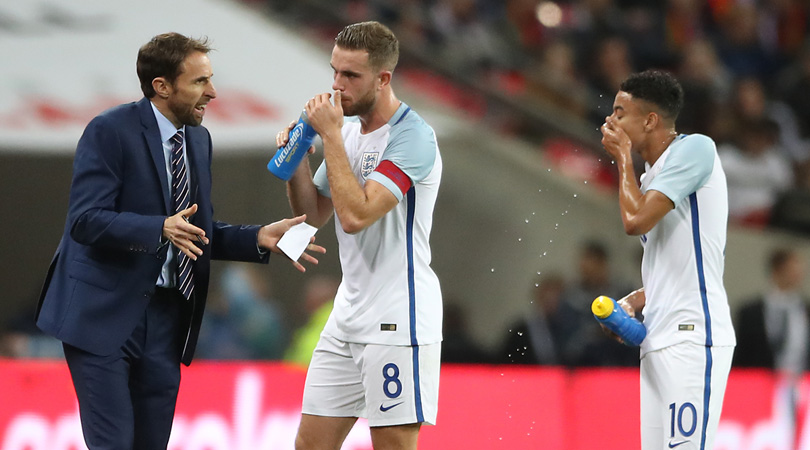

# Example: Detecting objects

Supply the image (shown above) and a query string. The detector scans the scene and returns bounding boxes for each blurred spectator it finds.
[560,240,634,315]
[727,76,807,164]
[442,299,492,364]
[770,160,810,236]
[284,275,340,367]
[734,248,810,375]
[567,0,626,48]
[365,0,431,48]
[499,272,585,365]
[524,38,589,118]
[777,40,810,151]
[0,311,62,358]
[498,0,549,61]
[196,263,287,360]
[663,0,711,55]
[619,3,670,69]
[426,0,512,75]
[584,35,635,125]
[756,0,808,62]
[676,38,731,136]
[560,240,638,366]
[713,3,779,81]
[718,117,793,227]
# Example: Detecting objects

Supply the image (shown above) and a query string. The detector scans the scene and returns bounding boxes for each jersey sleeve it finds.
[366,118,438,201]
[313,160,331,198]
[648,134,715,205]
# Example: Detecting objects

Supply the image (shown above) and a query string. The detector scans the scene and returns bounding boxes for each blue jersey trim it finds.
[690,192,713,450]
[394,106,411,126]
[411,345,424,422]
[690,193,713,346]
[700,346,713,450]
[405,185,424,422]
[406,186,417,346]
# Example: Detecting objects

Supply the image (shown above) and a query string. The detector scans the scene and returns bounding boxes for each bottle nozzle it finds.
[591,296,614,319]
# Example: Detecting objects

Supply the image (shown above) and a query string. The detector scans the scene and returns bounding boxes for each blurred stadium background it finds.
[2,0,810,448]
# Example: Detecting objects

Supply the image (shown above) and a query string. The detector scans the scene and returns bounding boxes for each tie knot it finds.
[171,130,184,147]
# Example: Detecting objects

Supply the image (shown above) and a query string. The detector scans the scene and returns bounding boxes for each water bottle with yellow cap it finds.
[592,295,646,346]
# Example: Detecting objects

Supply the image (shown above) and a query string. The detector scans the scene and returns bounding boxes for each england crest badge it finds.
[361,152,380,178]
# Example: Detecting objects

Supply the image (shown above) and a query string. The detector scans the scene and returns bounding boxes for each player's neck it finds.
[359,88,400,134]
[642,129,678,166]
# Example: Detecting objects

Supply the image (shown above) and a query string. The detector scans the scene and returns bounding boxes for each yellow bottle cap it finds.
[591,295,614,319]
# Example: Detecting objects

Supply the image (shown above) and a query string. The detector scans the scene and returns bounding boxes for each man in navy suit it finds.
[35,32,324,449]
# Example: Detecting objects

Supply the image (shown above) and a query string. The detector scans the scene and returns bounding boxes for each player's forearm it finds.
[615,159,647,235]
[286,159,326,227]
[322,135,375,233]
[619,288,646,315]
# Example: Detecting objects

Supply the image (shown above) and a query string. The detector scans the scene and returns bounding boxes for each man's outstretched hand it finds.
[257,214,326,272]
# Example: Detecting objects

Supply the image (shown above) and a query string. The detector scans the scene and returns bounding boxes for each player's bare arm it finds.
[601,118,673,235]
[277,120,335,228]
[618,287,646,317]
[286,157,334,228]
[307,90,400,234]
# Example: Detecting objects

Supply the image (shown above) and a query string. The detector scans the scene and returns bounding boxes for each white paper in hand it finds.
[277,222,318,261]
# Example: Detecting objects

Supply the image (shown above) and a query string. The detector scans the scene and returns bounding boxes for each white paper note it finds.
[276,222,318,261]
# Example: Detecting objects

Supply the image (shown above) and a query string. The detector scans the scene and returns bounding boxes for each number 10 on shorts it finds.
[669,402,697,438]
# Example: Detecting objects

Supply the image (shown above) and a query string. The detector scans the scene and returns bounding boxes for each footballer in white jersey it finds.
[283,21,442,448]
[601,70,735,450]
[313,102,443,347]
[638,133,736,357]
[303,103,443,430]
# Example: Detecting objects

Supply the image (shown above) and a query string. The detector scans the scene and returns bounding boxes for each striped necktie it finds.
[171,130,194,301]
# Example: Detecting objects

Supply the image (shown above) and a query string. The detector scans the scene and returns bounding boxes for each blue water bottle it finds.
[267,110,318,181]
[591,295,647,346]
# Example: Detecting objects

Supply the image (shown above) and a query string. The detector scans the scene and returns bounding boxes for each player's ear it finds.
[378,70,392,89]
[645,111,658,132]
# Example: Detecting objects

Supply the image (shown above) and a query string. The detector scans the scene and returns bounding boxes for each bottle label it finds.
[273,122,305,167]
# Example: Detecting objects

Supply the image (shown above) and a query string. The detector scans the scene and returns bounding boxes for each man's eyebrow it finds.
[331,64,360,76]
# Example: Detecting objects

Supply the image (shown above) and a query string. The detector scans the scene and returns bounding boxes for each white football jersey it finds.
[638,134,736,357]
[313,103,443,346]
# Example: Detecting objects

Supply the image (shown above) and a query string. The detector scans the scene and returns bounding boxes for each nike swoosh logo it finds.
[379,402,403,412]
[668,441,688,448]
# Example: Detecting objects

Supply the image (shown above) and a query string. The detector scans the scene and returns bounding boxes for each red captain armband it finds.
[375,160,412,196]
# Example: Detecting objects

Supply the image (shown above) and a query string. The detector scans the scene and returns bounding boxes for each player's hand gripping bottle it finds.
[267,110,318,181]
[592,295,647,346]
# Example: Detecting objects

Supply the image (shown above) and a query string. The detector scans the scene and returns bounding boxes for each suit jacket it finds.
[36,97,269,365]
[734,296,810,369]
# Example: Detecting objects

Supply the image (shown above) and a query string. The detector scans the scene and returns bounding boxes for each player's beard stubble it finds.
[342,88,377,117]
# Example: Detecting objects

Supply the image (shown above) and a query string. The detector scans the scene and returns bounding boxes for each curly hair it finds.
[620,70,684,122]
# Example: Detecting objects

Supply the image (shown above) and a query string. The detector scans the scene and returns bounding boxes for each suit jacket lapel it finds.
[186,127,202,209]
[138,98,172,214]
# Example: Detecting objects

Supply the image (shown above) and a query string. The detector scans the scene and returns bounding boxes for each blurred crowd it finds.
[260,0,810,234]
[6,241,807,378]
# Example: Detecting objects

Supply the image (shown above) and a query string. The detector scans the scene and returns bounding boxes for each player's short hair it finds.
[620,70,684,122]
[137,32,212,98]
[335,21,399,72]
